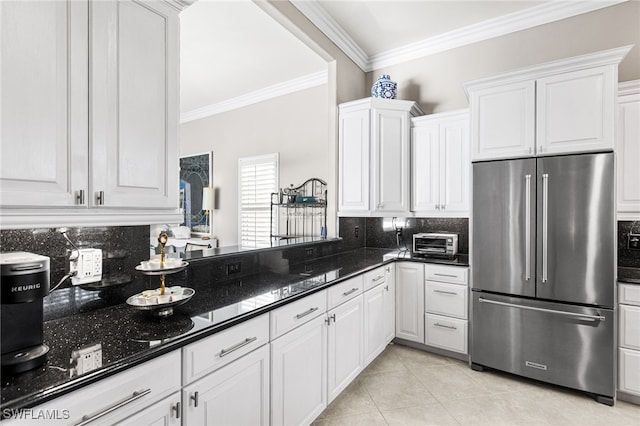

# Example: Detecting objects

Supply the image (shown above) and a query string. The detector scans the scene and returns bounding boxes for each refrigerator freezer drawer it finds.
[471,292,614,398]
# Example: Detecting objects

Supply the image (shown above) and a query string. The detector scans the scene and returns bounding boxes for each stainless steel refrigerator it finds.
[471,151,615,405]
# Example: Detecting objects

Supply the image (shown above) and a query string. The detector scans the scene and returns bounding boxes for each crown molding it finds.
[181,70,328,123]
[293,0,627,72]
[290,0,369,70]
[619,79,640,96]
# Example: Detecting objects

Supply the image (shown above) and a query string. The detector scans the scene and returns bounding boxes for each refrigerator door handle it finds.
[542,173,549,283]
[478,297,605,322]
[525,174,531,281]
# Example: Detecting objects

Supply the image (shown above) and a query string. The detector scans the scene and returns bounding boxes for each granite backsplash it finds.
[619,220,640,269]
[338,217,469,254]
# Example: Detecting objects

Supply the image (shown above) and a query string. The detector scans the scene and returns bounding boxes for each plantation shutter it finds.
[238,153,278,248]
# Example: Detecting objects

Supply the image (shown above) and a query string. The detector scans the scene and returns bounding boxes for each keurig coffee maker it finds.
[1,252,50,375]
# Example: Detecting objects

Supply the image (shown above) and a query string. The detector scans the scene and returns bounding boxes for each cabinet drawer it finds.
[425,313,468,354]
[619,283,640,306]
[328,276,364,309]
[183,313,269,384]
[425,264,468,285]
[24,351,181,426]
[363,266,386,291]
[619,348,640,396]
[620,304,640,351]
[425,282,468,319]
[270,290,327,339]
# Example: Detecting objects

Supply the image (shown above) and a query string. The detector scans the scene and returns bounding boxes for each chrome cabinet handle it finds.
[478,297,605,321]
[172,402,181,419]
[525,174,531,281]
[295,307,318,319]
[330,313,336,323]
[542,173,549,283]
[219,337,258,357]
[385,285,389,291]
[434,273,457,278]
[372,275,384,282]
[434,289,457,295]
[434,323,457,330]
[76,189,85,205]
[435,204,440,210]
[385,266,391,273]
[343,287,359,296]
[75,389,151,425]
[441,204,446,210]
[96,190,104,205]
[191,391,199,407]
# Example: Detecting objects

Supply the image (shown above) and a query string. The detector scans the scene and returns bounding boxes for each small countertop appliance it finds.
[1,252,50,375]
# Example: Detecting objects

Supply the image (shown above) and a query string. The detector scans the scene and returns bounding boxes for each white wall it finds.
[180,84,330,247]
[366,1,640,114]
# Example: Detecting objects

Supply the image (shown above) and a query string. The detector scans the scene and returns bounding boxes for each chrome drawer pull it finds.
[343,288,359,296]
[172,402,181,419]
[295,307,319,319]
[371,275,384,283]
[219,337,258,357]
[434,289,457,295]
[190,391,199,407]
[75,388,151,425]
[434,273,457,278]
[434,323,457,330]
[478,298,605,321]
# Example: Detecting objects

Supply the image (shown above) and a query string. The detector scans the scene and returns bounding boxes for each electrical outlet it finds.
[70,343,102,376]
[70,248,103,285]
[305,248,314,258]
[628,234,640,250]
[226,261,241,275]
[354,226,359,238]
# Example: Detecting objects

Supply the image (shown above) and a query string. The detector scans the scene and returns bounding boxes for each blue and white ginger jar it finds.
[371,74,397,99]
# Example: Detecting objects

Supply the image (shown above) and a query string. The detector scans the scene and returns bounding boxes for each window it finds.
[238,153,278,248]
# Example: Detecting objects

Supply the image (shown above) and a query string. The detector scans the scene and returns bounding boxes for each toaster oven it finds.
[413,233,458,256]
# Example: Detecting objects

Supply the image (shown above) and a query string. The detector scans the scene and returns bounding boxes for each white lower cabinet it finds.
[395,262,425,343]
[618,283,640,399]
[182,344,270,426]
[118,392,181,426]
[271,314,328,426]
[364,268,395,365]
[327,295,364,402]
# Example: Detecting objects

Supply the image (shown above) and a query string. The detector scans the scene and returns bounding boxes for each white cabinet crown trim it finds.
[619,79,640,96]
[463,45,633,97]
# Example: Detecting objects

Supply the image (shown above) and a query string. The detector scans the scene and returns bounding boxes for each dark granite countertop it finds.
[0,247,469,412]
[618,266,640,284]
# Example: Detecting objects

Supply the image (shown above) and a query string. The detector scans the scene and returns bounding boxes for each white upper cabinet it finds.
[90,0,179,209]
[411,110,470,216]
[469,81,535,161]
[338,98,423,216]
[0,0,182,228]
[617,80,640,219]
[536,66,615,155]
[465,46,632,161]
[0,1,88,208]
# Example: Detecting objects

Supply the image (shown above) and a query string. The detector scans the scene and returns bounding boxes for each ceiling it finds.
[179,0,623,121]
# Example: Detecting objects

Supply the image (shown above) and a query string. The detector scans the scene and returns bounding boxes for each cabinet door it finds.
[271,315,327,426]
[0,0,88,207]
[183,344,269,426]
[439,116,470,215]
[384,264,396,344]
[395,262,425,343]
[372,108,410,213]
[363,285,386,366]
[90,0,178,209]
[338,108,370,213]
[617,93,640,217]
[327,296,364,402]
[620,304,640,351]
[470,81,535,161]
[619,348,640,396]
[118,392,181,426]
[536,66,615,156]
[411,123,440,213]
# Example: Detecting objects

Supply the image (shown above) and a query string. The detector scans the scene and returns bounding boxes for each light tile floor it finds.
[313,344,640,426]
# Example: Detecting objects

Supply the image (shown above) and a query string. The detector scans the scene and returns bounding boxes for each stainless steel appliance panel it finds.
[535,153,615,307]
[472,159,536,297]
[471,291,614,398]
